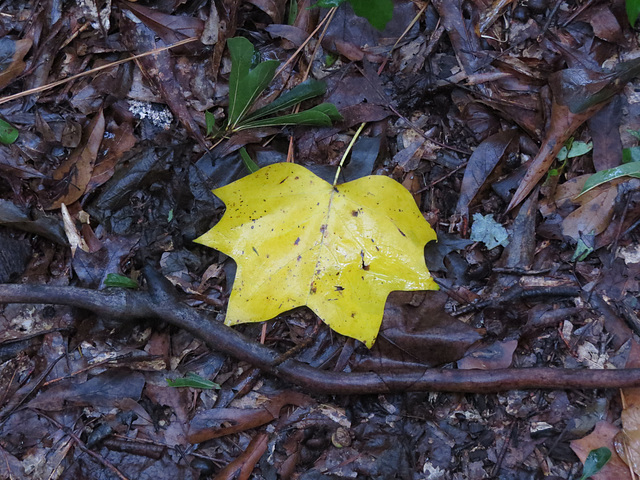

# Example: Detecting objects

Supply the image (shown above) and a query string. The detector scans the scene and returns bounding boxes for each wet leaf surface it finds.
[195,162,438,346]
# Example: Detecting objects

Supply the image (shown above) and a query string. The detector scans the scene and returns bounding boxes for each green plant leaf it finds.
[627,0,640,25]
[628,128,640,140]
[622,145,640,163]
[288,0,298,25]
[309,103,343,121]
[567,140,592,158]
[205,111,217,136]
[325,53,338,67]
[243,79,327,122]
[572,233,595,262]
[580,162,640,195]
[104,273,139,289]
[580,446,611,480]
[227,37,279,129]
[166,372,220,389]
[237,110,333,130]
[239,147,260,173]
[0,118,18,144]
[347,0,393,30]
[315,0,346,7]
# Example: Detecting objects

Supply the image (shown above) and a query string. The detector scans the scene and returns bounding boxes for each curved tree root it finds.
[0,267,638,395]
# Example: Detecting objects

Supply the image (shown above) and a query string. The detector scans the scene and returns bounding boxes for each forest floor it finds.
[1,0,640,479]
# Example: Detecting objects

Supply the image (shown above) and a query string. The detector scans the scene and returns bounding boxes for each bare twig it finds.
[38,411,130,480]
[1,269,640,394]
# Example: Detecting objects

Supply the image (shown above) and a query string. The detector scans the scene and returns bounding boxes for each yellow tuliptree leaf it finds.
[194,163,438,346]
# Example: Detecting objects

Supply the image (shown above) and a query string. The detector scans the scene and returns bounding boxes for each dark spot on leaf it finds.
[397,227,406,237]
[335,286,344,291]
[334,187,339,193]
[351,210,358,217]
[351,312,356,318]
[279,176,289,184]
[297,255,302,261]
[310,282,317,294]
[294,237,300,245]
[252,247,259,255]
[320,224,327,234]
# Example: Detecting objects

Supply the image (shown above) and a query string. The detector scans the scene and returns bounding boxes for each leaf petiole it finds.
[333,122,366,186]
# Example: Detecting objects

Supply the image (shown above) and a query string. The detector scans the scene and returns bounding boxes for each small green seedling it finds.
[313,0,393,30]
[572,232,595,262]
[104,273,139,289]
[209,37,342,141]
[0,118,18,144]
[239,147,259,173]
[166,372,220,389]
[627,0,640,26]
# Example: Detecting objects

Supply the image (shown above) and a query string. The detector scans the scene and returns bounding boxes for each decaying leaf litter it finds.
[1,0,640,478]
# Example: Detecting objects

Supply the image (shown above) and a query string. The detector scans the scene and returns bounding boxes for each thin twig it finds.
[0,37,199,106]
[274,8,337,79]
[377,1,430,75]
[302,7,337,81]
[38,411,130,480]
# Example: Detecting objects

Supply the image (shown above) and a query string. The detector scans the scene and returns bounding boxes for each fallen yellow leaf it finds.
[195,163,438,346]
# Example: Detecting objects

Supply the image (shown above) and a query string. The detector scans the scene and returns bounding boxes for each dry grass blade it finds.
[0,37,198,106]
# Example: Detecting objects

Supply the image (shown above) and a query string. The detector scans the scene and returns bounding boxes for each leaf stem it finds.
[333,122,366,186]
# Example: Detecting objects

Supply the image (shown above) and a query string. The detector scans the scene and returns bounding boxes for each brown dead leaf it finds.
[561,185,618,240]
[0,145,46,180]
[577,4,625,45]
[509,59,640,210]
[215,432,269,480]
[27,370,145,411]
[616,340,640,476]
[0,445,26,480]
[120,1,204,53]
[457,339,518,370]
[120,15,207,148]
[43,109,105,210]
[0,37,32,90]
[188,391,312,443]
[571,421,632,480]
[548,174,622,241]
[355,291,482,371]
[245,0,285,23]
[86,118,137,192]
[508,99,600,212]
[456,129,518,219]
[589,96,623,172]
